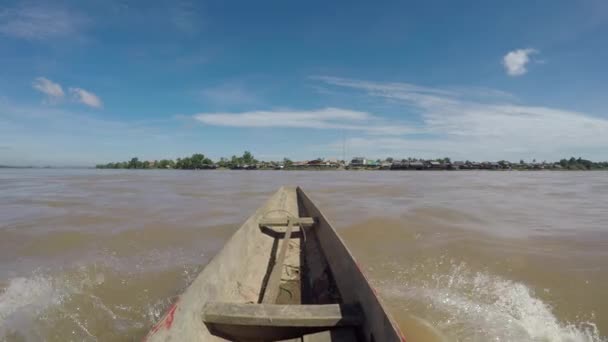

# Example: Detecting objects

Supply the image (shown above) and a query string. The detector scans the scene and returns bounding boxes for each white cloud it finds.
[316,76,608,161]
[194,76,608,160]
[31,78,103,108]
[32,77,64,103]
[69,88,103,108]
[194,107,415,135]
[0,5,85,40]
[502,48,538,76]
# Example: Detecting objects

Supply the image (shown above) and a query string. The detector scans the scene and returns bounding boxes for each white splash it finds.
[0,268,105,340]
[0,275,63,338]
[380,261,605,342]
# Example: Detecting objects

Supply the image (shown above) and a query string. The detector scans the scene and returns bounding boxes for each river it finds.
[0,169,606,341]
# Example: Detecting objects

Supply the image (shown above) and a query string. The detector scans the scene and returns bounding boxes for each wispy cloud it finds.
[0,4,86,40]
[194,107,415,135]
[194,76,608,160]
[31,78,102,108]
[316,76,608,160]
[502,48,539,76]
[32,77,64,103]
[69,88,103,108]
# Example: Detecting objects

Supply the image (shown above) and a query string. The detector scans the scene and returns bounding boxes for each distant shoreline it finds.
[2,166,608,171]
[4,153,607,171]
[94,152,608,171]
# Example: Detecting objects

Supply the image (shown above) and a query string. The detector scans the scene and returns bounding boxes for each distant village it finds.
[96,152,608,171]
[293,157,571,170]
[233,157,603,171]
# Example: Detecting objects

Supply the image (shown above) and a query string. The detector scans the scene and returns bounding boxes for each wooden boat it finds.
[145,186,405,341]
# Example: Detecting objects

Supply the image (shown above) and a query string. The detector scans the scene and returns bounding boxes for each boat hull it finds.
[145,186,404,341]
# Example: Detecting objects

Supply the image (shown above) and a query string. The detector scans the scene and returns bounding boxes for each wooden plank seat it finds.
[259,217,316,228]
[202,303,362,341]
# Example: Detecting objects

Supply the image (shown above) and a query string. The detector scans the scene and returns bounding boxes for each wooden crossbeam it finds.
[202,303,362,327]
[259,217,315,228]
[202,302,362,340]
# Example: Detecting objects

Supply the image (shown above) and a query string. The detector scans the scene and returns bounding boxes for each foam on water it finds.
[380,261,605,342]
[0,265,187,341]
[1,264,603,341]
[0,275,65,339]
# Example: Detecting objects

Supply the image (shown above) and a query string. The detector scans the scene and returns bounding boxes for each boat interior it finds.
[202,193,363,341]
[144,187,402,342]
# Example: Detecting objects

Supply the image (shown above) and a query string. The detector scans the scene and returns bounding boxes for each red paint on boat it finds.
[144,298,180,341]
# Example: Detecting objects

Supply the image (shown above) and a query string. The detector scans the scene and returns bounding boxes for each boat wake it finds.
[0,266,177,341]
[378,260,605,342]
[1,260,604,341]
[0,274,67,340]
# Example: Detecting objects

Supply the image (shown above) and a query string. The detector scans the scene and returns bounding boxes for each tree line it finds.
[557,157,608,170]
[96,153,608,170]
[96,151,257,170]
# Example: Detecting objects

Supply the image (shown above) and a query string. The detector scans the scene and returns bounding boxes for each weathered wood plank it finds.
[262,219,293,304]
[261,218,295,303]
[202,303,362,327]
[259,217,315,228]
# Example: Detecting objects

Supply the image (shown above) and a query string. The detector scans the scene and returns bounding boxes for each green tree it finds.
[191,154,205,169]
[242,151,255,165]
[157,159,174,169]
[183,157,193,169]
[217,157,228,168]
[579,158,592,170]
[283,158,293,167]
[229,155,239,168]
[128,157,139,169]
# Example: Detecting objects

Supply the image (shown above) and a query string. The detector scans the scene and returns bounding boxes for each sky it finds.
[0,0,607,166]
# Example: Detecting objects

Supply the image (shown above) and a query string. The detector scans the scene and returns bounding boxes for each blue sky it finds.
[1,0,607,166]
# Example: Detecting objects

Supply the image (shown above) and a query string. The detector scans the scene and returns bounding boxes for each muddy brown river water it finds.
[0,169,607,341]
